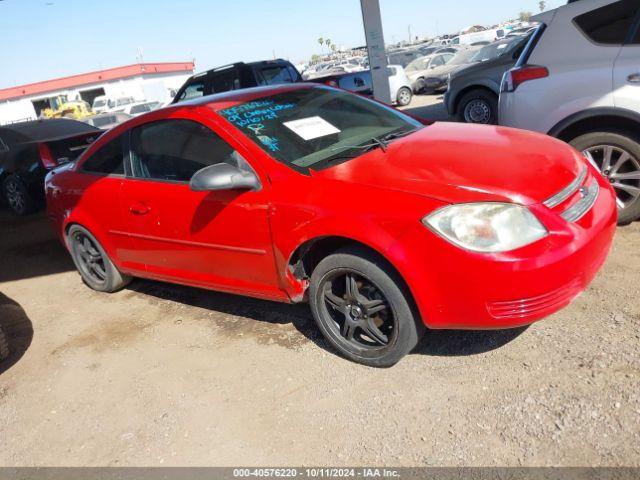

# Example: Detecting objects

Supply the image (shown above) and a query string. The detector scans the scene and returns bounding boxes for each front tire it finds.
[67,225,131,292]
[570,131,640,225]
[309,246,424,367]
[396,87,413,107]
[2,175,37,216]
[457,89,498,124]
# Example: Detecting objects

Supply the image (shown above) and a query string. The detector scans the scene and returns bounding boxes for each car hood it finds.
[312,123,584,206]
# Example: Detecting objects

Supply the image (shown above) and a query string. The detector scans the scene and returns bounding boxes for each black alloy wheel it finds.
[67,225,131,292]
[309,246,424,367]
[321,270,397,350]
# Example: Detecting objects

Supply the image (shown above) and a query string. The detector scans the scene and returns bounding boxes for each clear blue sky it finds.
[0,0,566,88]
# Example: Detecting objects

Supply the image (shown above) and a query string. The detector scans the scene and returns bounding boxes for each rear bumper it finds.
[387,174,617,329]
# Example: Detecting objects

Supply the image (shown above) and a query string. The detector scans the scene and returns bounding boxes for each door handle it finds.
[627,73,640,84]
[129,202,151,215]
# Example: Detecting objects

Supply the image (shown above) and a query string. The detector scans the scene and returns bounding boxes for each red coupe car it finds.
[45,84,617,367]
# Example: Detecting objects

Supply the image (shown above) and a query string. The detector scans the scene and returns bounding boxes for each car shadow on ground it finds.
[126,279,526,360]
[0,292,34,376]
[401,96,451,122]
[0,209,75,283]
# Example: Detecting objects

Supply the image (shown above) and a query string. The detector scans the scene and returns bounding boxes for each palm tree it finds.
[318,37,324,53]
[538,1,546,12]
[519,11,532,22]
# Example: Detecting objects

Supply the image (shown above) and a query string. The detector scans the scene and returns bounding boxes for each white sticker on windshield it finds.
[283,116,340,140]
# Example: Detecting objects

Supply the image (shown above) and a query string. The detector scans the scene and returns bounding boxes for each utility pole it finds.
[408,25,412,44]
[360,0,391,104]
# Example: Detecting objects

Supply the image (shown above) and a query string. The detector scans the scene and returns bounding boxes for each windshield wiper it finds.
[330,138,387,156]
[378,128,418,144]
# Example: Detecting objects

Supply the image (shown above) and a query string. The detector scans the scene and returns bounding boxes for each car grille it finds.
[486,278,582,319]
[543,166,598,222]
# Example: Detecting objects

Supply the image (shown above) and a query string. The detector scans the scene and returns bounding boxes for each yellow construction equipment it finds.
[40,95,94,120]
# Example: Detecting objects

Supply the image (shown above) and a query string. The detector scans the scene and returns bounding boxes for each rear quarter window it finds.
[80,135,124,176]
[574,0,638,45]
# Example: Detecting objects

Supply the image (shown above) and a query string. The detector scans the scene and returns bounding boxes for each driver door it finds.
[120,118,282,299]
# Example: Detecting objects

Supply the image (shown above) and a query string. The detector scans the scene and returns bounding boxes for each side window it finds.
[211,70,241,93]
[80,135,124,175]
[287,66,301,82]
[574,0,638,45]
[431,56,445,68]
[179,81,205,101]
[258,66,294,85]
[130,119,236,182]
[0,136,9,153]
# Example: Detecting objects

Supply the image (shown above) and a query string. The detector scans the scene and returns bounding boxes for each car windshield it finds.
[91,116,116,128]
[449,49,479,65]
[471,40,516,62]
[218,87,422,172]
[93,99,106,108]
[405,56,430,72]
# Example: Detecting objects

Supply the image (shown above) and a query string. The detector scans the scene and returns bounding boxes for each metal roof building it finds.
[0,62,194,125]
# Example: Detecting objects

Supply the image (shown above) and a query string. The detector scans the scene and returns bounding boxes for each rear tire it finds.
[67,225,131,292]
[396,87,413,106]
[2,175,37,216]
[457,89,498,124]
[309,246,425,367]
[569,131,640,225]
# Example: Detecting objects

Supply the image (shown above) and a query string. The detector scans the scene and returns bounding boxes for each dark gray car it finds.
[444,35,531,124]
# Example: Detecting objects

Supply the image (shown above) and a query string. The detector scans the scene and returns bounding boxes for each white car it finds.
[122,101,161,117]
[405,53,455,93]
[91,96,137,114]
[499,0,640,224]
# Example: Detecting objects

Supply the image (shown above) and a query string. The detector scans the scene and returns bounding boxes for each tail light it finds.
[501,65,549,93]
[38,143,57,169]
[324,79,339,87]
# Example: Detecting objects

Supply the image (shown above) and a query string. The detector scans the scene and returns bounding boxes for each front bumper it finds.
[387,172,617,329]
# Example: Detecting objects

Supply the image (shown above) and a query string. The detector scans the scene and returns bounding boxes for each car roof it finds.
[0,118,100,142]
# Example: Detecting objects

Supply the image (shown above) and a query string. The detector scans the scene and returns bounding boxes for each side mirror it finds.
[189,163,261,192]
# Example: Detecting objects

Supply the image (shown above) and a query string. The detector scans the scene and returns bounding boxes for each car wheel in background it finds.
[67,225,131,292]
[457,89,498,125]
[309,246,425,368]
[2,175,36,216]
[396,87,413,107]
[570,131,640,225]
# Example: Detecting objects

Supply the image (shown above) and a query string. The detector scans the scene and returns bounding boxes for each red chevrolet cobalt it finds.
[45,84,617,367]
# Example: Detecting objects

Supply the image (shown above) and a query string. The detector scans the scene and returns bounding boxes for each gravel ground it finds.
[0,156,639,466]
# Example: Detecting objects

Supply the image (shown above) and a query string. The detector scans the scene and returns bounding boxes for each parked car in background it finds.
[123,101,162,117]
[387,49,423,69]
[0,119,100,215]
[82,112,133,131]
[92,96,136,114]
[412,47,480,94]
[405,53,454,93]
[312,65,414,106]
[45,84,616,367]
[444,35,531,124]
[500,0,640,224]
[172,60,301,103]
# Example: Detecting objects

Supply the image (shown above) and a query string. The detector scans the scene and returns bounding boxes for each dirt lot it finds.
[1,184,639,466]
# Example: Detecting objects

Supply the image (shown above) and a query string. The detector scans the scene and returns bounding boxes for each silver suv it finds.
[499,0,640,224]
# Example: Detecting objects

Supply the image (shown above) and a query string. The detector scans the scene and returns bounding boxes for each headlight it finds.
[423,203,547,253]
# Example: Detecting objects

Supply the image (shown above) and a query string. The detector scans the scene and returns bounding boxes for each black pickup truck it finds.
[172,59,302,103]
